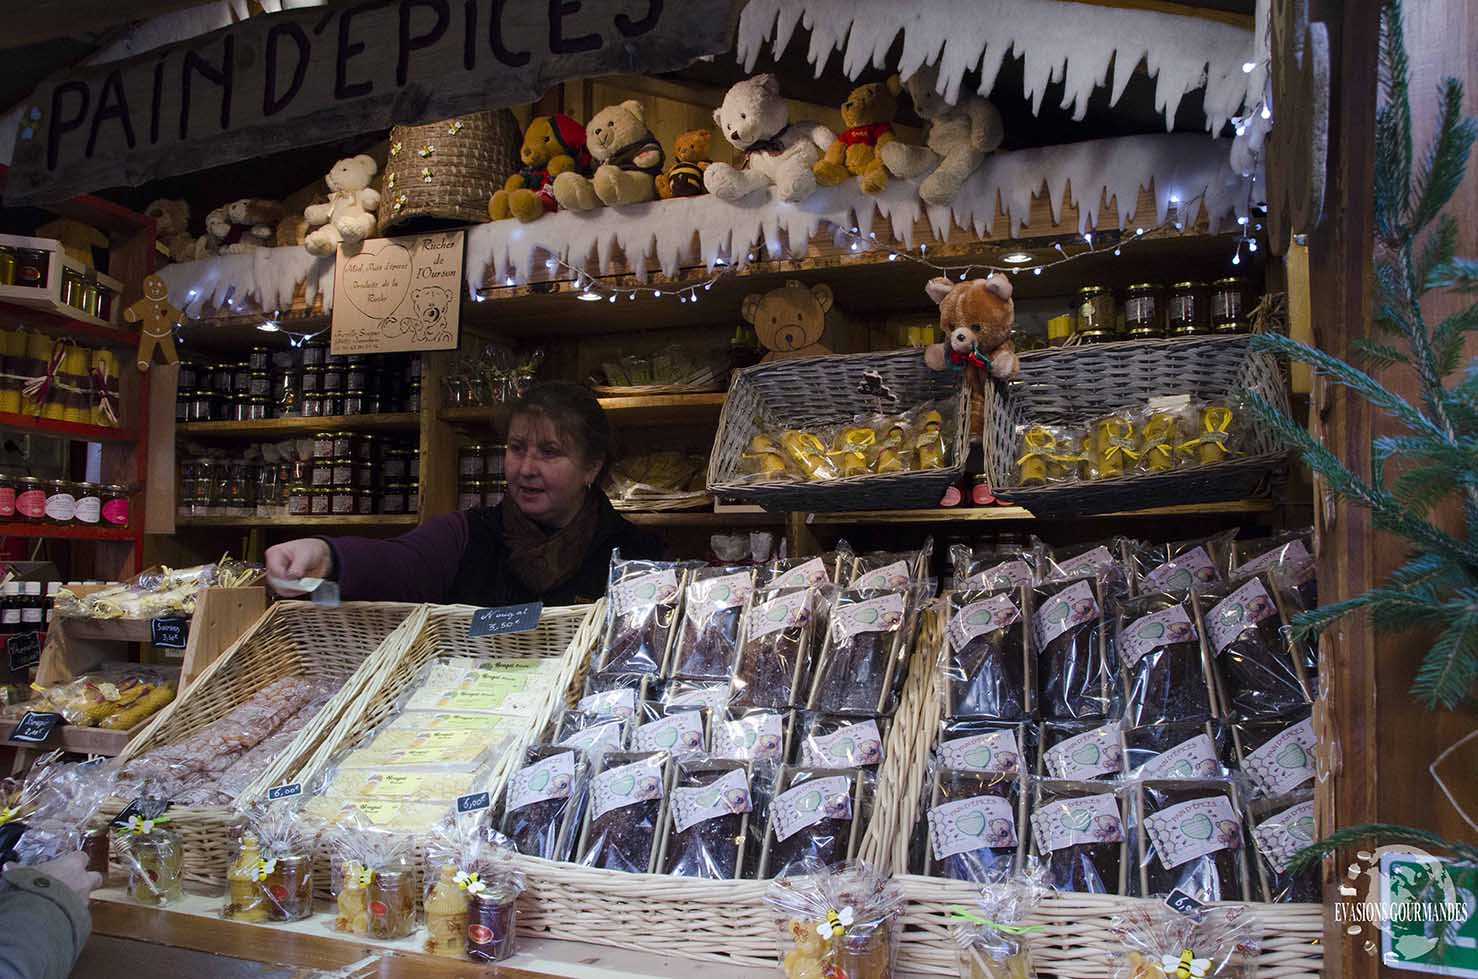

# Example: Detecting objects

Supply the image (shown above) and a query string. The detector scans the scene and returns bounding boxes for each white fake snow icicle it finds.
[465,133,1255,293]
[158,248,335,318]
[736,0,1259,134]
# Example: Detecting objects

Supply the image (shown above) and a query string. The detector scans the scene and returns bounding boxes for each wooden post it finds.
[178,586,266,688]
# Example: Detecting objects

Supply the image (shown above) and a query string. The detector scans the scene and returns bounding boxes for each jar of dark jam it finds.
[1124,283,1163,339]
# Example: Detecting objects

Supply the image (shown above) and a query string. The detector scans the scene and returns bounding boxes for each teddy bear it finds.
[143,199,197,265]
[276,208,311,247]
[923,273,1019,381]
[488,114,591,223]
[703,75,835,203]
[304,154,381,256]
[226,198,284,247]
[813,76,903,194]
[879,65,1005,206]
[742,280,834,362]
[553,100,664,210]
[35,218,108,269]
[656,129,712,199]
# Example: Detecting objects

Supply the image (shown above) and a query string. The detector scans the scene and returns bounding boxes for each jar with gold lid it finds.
[1124,283,1163,339]
[1074,286,1117,343]
[1167,281,1210,336]
[1211,277,1249,334]
[309,487,332,516]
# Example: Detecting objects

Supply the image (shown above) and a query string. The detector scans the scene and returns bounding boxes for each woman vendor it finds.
[266,382,663,605]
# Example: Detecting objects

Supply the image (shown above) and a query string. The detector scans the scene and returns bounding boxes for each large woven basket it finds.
[105,601,423,884]
[378,108,521,233]
[983,336,1291,515]
[708,350,968,512]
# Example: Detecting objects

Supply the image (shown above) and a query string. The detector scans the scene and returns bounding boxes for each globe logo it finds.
[1335,845,1461,963]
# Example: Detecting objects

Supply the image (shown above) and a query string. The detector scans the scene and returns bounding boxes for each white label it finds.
[746,590,810,641]
[1034,579,1099,647]
[578,688,637,719]
[830,592,906,643]
[1145,546,1218,592]
[1241,539,1313,576]
[634,711,706,756]
[688,571,754,617]
[1141,733,1222,779]
[854,560,910,591]
[947,593,1022,653]
[558,719,625,757]
[1251,800,1316,874]
[1044,723,1123,780]
[771,775,853,842]
[1030,793,1124,853]
[712,713,785,762]
[1120,605,1198,667]
[44,493,76,521]
[928,794,1018,859]
[1243,718,1316,796]
[73,496,101,524]
[1,611,19,625]
[965,560,1034,590]
[1144,795,1243,869]
[1147,394,1193,413]
[589,756,667,821]
[1207,578,1278,654]
[772,558,829,589]
[610,569,679,615]
[802,720,884,767]
[670,769,752,834]
[505,752,575,813]
[939,731,1022,775]
[1056,546,1115,577]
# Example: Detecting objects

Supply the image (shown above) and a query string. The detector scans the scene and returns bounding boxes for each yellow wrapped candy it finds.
[742,434,788,478]
[1089,414,1139,480]
[1014,424,1083,485]
[1139,411,1182,473]
[829,427,875,477]
[870,419,909,474]
[915,409,946,470]
[781,431,839,481]
[1176,403,1235,466]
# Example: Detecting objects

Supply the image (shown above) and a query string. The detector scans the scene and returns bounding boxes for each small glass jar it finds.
[80,279,100,319]
[177,360,200,389]
[343,388,377,416]
[383,450,409,481]
[356,435,379,464]
[14,478,45,522]
[347,362,374,391]
[263,854,313,922]
[331,489,356,515]
[1168,281,1210,336]
[458,479,484,511]
[486,445,507,478]
[1211,277,1249,334]
[408,482,420,513]
[186,392,213,422]
[102,485,130,527]
[94,284,115,323]
[175,392,192,424]
[301,394,324,418]
[458,444,487,479]
[332,432,355,458]
[301,367,324,395]
[367,869,417,940]
[309,487,332,515]
[355,492,374,516]
[211,364,234,391]
[15,249,48,288]
[301,342,327,367]
[248,346,272,372]
[79,827,109,886]
[312,432,337,460]
[405,382,421,414]
[1124,283,1163,339]
[466,885,519,962]
[44,480,76,524]
[124,830,183,906]
[230,398,252,422]
[247,370,271,398]
[1074,285,1116,343]
[354,466,374,490]
[61,268,85,309]
[245,397,270,421]
[231,363,253,396]
[0,473,15,519]
[331,457,356,488]
[323,394,345,417]
[322,363,346,393]
[381,483,408,515]
[286,484,312,516]
[0,246,16,285]
[73,483,102,525]
[311,462,334,488]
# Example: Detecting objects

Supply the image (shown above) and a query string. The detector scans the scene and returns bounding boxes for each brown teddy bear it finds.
[488,114,592,223]
[656,129,712,199]
[742,281,835,363]
[814,76,903,194]
[923,273,1019,381]
[143,200,196,265]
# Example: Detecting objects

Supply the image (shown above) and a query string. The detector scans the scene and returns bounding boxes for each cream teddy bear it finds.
[879,65,1004,206]
[304,154,381,256]
[703,75,834,203]
[554,100,664,210]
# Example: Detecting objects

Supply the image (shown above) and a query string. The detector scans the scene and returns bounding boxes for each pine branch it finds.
[1418,216,1460,289]
[1352,337,1411,370]
[1288,823,1478,875]
[1376,0,1414,241]
[1427,256,1478,292]
[1409,79,1477,234]
[1412,605,1478,708]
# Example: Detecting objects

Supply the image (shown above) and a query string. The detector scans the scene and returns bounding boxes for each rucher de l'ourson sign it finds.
[6,0,739,204]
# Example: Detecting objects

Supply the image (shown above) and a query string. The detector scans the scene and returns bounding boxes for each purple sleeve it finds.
[327,512,470,603]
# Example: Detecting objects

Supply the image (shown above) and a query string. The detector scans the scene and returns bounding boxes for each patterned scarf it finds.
[500,491,603,596]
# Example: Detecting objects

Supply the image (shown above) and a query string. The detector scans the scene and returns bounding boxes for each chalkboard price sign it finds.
[267,783,303,801]
[468,602,542,639]
[456,792,491,814]
[151,618,189,649]
[1165,888,1209,917]
[9,711,63,744]
[6,632,42,672]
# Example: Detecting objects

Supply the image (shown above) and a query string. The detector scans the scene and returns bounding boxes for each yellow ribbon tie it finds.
[1096,417,1141,474]
[1177,405,1234,464]
[1140,413,1179,470]
[1017,426,1081,483]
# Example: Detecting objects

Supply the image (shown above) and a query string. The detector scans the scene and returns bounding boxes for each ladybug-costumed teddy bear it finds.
[488,114,592,223]
[703,75,835,203]
[813,76,904,194]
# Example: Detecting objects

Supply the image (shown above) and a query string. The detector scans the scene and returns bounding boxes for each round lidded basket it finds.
[378,108,521,234]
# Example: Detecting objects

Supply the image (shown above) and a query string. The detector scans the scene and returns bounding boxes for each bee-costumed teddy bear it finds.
[813,76,904,194]
[656,129,712,199]
[553,101,664,210]
[880,65,1004,206]
[703,75,835,203]
[488,114,592,223]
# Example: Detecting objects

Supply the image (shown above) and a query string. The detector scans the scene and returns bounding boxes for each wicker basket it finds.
[983,336,1291,515]
[707,350,968,512]
[104,601,423,884]
[378,109,521,234]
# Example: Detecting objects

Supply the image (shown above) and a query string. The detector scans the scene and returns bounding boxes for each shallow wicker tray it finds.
[983,336,1291,515]
[592,381,727,396]
[708,349,968,512]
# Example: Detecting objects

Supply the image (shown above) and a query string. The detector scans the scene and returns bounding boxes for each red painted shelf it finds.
[0,522,135,541]
[0,411,136,443]
[0,301,140,349]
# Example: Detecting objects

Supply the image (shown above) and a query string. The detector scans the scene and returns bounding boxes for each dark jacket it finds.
[330,495,663,606]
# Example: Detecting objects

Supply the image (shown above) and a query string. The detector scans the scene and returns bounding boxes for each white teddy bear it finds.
[303,154,381,256]
[879,65,1004,206]
[703,75,835,203]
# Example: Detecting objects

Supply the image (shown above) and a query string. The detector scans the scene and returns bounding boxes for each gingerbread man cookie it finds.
[124,274,181,372]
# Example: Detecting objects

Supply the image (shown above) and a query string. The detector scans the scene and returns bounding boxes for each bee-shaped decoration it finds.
[1162,949,1211,979]
[816,905,855,939]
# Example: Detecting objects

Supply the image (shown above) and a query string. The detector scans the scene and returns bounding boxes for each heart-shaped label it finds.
[341,243,413,321]
[954,811,988,836]
[1181,813,1214,840]
[1061,807,1094,832]
[1071,743,1102,766]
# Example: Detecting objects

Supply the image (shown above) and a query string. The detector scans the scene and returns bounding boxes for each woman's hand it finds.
[32,852,102,902]
[264,538,333,595]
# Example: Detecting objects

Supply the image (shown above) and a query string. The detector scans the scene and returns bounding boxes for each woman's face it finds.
[504,413,600,526]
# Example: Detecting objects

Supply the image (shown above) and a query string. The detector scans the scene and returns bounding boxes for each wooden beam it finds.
[1054,0,1254,30]
[0,0,224,50]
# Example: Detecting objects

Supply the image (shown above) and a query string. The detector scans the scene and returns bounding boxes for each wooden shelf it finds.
[0,521,135,541]
[175,514,420,528]
[0,411,136,443]
[0,301,139,349]
[620,509,784,527]
[177,413,420,439]
[800,499,1277,525]
[441,393,726,430]
[52,616,162,643]
[0,717,138,756]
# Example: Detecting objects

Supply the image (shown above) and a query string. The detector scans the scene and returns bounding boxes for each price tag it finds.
[456,791,491,814]
[8,711,63,744]
[266,782,302,801]
[1165,888,1209,917]
[468,602,542,638]
[111,797,171,827]
[6,632,41,672]
[150,617,189,649]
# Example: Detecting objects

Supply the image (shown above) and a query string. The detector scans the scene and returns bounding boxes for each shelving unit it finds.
[0,522,135,541]
[0,411,138,443]
[0,302,140,349]
[440,392,727,431]
[175,514,419,528]
[177,412,420,439]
